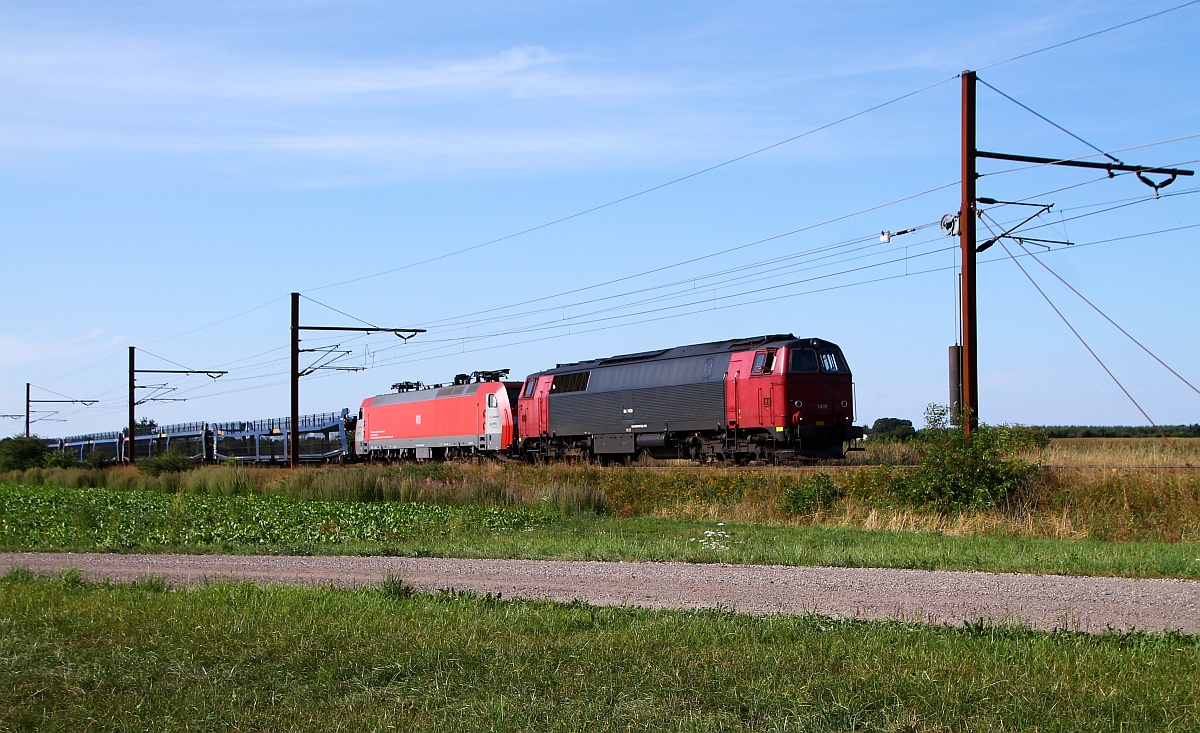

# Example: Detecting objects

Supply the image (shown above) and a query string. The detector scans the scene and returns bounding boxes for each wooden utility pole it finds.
[959,71,979,434]
[955,70,1192,435]
[289,292,424,468]
[128,348,135,460]
[291,292,300,470]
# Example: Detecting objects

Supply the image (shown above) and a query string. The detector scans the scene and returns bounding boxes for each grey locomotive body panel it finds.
[547,351,732,437]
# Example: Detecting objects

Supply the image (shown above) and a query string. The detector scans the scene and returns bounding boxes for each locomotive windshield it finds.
[789,348,848,373]
[788,348,819,373]
[819,350,847,372]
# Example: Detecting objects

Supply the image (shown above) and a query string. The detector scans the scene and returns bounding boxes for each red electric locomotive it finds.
[516,334,861,463]
[355,371,522,460]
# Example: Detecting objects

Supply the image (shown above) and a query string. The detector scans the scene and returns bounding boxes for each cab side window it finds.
[523,379,537,397]
[751,349,776,374]
[487,393,497,408]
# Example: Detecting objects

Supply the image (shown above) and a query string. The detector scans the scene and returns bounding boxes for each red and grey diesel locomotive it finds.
[49,333,862,464]
[356,334,861,463]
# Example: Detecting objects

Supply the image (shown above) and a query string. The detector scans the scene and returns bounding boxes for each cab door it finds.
[518,377,537,440]
[483,390,501,449]
[536,375,552,436]
[750,349,777,428]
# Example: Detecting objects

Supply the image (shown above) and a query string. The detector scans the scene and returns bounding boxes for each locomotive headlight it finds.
[840,400,848,408]
[794,400,803,408]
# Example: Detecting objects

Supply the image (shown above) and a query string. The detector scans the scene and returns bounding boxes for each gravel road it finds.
[4,552,1197,634]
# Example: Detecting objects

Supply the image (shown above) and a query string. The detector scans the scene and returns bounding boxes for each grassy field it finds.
[846,437,1200,467]
[3,440,1196,730]
[2,436,1197,582]
[1,570,1197,732]
[6,446,1199,543]
[4,483,1199,578]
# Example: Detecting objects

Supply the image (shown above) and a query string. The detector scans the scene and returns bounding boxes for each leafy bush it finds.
[83,450,109,469]
[887,405,1041,512]
[782,472,844,514]
[0,436,49,471]
[43,450,80,469]
[138,451,196,477]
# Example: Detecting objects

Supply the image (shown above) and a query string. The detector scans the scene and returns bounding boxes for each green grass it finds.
[1,570,1197,732]
[4,483,1199,578]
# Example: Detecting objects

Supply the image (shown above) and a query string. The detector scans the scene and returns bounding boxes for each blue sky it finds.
[2,0,1198,437]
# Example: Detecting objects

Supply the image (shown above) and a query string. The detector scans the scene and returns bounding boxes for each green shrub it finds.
[0,436,49,472]
[42,451,79,469]
[887,405,1040,512]
[782,472,844,514]
[83,451,109,469]
[138,451,196,477]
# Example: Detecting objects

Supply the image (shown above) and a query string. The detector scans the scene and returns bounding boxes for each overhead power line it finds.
[57,217,1197,421]
[997,238,1185,454]
[978,0,1200,71]
[977,78,1122,164]
[305,78,958,294]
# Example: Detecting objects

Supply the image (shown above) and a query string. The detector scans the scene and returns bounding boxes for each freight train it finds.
[45,333,864,464]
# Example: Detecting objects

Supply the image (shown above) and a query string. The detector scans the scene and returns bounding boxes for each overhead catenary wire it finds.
[409,181,960,329]
[295,219,1200,379]
[138,296,288,348]
[996,237,1189,458]
[305,0,1200,296]
[305,79,960,295]
[301,294,380,329]
[32,85,1200,425]
[285,222,1200,379]
[1016,241,1200,399]
[977,77,1122,164]
[976,0,1200,71]
[162,183,1200,400]
[51,217,1200,425]
[327,183,1200,362]
[169,176,1196,381]
[43,169,1199,425]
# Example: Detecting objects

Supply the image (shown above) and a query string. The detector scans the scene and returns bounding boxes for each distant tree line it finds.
[866,419,1200,441]
[1038,425,1200,438]
[866,418,916,442]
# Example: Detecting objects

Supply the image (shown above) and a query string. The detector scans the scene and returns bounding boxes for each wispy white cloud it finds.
[0,39,656,101]
[0,330,123,369]
[0,29,717,176]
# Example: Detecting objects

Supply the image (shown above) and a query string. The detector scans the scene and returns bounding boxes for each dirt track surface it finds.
[4,552,1198,634]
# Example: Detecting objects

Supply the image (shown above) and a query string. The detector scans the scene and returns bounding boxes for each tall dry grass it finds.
[3,437,1197,542]
[1032,437,1200,466]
